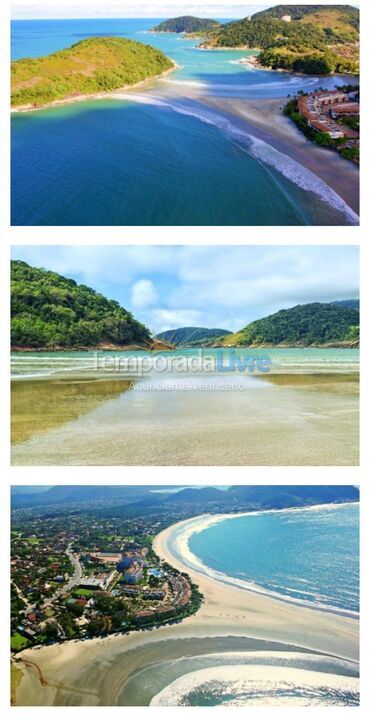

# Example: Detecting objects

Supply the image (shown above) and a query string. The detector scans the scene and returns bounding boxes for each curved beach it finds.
[14,512,359,706]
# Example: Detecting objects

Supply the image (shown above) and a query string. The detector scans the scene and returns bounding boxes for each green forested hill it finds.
[254,5,359,30]
[220,302,359,347]
[156,326,231,346]
[203,5,359,74]
[11,261,151,349]
[11,37,174,108]
[151,16,220,33]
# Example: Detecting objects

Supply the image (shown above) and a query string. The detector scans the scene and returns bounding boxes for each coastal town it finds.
[11,507,202,653]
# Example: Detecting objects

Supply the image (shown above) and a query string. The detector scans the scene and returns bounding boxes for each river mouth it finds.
[99,638,359,706]
[11,19,359,227]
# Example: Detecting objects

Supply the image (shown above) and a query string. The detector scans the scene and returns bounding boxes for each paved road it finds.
[61,545,83,593]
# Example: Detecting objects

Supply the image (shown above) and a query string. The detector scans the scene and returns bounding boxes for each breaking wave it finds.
[149,652,359,706]
[114,92,358,225]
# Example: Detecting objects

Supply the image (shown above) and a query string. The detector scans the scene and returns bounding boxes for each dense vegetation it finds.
[151,16,220,33]
[221,301,359,347]
[284,86,359,163]
[11,37,174,108]
[254,5,359,31]
[11,261,151,349]
[203,5,359,75]
[156,326,231,346]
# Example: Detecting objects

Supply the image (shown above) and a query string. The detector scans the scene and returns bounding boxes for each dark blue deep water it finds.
[11,19,359,225]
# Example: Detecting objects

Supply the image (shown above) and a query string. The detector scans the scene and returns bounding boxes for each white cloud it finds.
[11,3,266,20]
[149,308,203,333]
[12,245,359,333]
[131,279,158,308]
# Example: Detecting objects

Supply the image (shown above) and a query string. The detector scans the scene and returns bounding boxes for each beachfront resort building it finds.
[118,549,147,569]
[79,570,117,590]
[281,15,291,22]
[297,90,359,139]
[124,564,143,584]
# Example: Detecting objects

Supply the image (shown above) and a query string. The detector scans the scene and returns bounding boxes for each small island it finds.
[151,16,220,34]
[11,36,175,110]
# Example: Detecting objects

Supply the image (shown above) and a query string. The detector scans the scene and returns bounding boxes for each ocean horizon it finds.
[11,18,359,226]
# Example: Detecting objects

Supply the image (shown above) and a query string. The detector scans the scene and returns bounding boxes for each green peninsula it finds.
[219,301,359,348]
[202,5,359,75]
[151,16,220,33]
[11,36,175,109]
[11,261,152,349]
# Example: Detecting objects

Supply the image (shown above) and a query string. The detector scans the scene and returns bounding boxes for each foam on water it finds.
[169,505,359,617]
[150,654,359,706]
[114,92,358,225]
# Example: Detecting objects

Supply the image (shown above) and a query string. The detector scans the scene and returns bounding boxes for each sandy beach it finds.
[14,513,359,706]
[10,63,180,113]
[196,95,359,215]
[11,369,359,465]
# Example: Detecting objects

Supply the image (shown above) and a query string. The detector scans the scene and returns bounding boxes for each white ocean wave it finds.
[113,92,358,224]
[150,662,359,706]
[166,505,359,619]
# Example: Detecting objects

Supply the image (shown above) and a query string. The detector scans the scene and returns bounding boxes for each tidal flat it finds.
[11,349,359,465]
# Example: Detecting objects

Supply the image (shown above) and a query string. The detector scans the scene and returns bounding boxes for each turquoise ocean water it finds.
[11,19,359,225]
[127,503,359,706]
[10,347,359,379]
[186,504,359,613]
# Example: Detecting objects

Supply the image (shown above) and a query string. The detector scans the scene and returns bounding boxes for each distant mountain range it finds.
[156,326,231,347]
[11,261,359,350]
[11,485,358,511]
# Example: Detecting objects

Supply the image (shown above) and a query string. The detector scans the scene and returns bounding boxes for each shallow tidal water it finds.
[11,349,359,465]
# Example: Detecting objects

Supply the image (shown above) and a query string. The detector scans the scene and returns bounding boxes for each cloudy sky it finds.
[11,3,269,19]
[11,246,359,335]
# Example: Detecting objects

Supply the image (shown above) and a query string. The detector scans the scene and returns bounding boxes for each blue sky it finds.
[11,4,270,20]
[11,246,359,334]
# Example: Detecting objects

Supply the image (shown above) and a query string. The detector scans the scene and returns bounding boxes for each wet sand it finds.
[11,377,133,444]
[197,96,359,215]
[11,373,359,465]
[14,515,359,706]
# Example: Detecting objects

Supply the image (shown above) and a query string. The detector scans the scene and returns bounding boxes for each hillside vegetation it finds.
[156,326,231,347]
[202,5,359,75]
[151,16,220,33]
[220,302,359,347]
[11,261,151,349]
[11,37,174,108]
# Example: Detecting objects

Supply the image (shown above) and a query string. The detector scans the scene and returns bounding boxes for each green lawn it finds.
[11,633,30,652]
[73,588,94,598]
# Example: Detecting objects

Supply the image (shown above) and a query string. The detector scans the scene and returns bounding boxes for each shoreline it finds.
[156,508,359,619]
[14,509,358,705]
[195,95,359,216]
[11,341,359,351]
[11,59,359,217]
[11,63,179,113]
